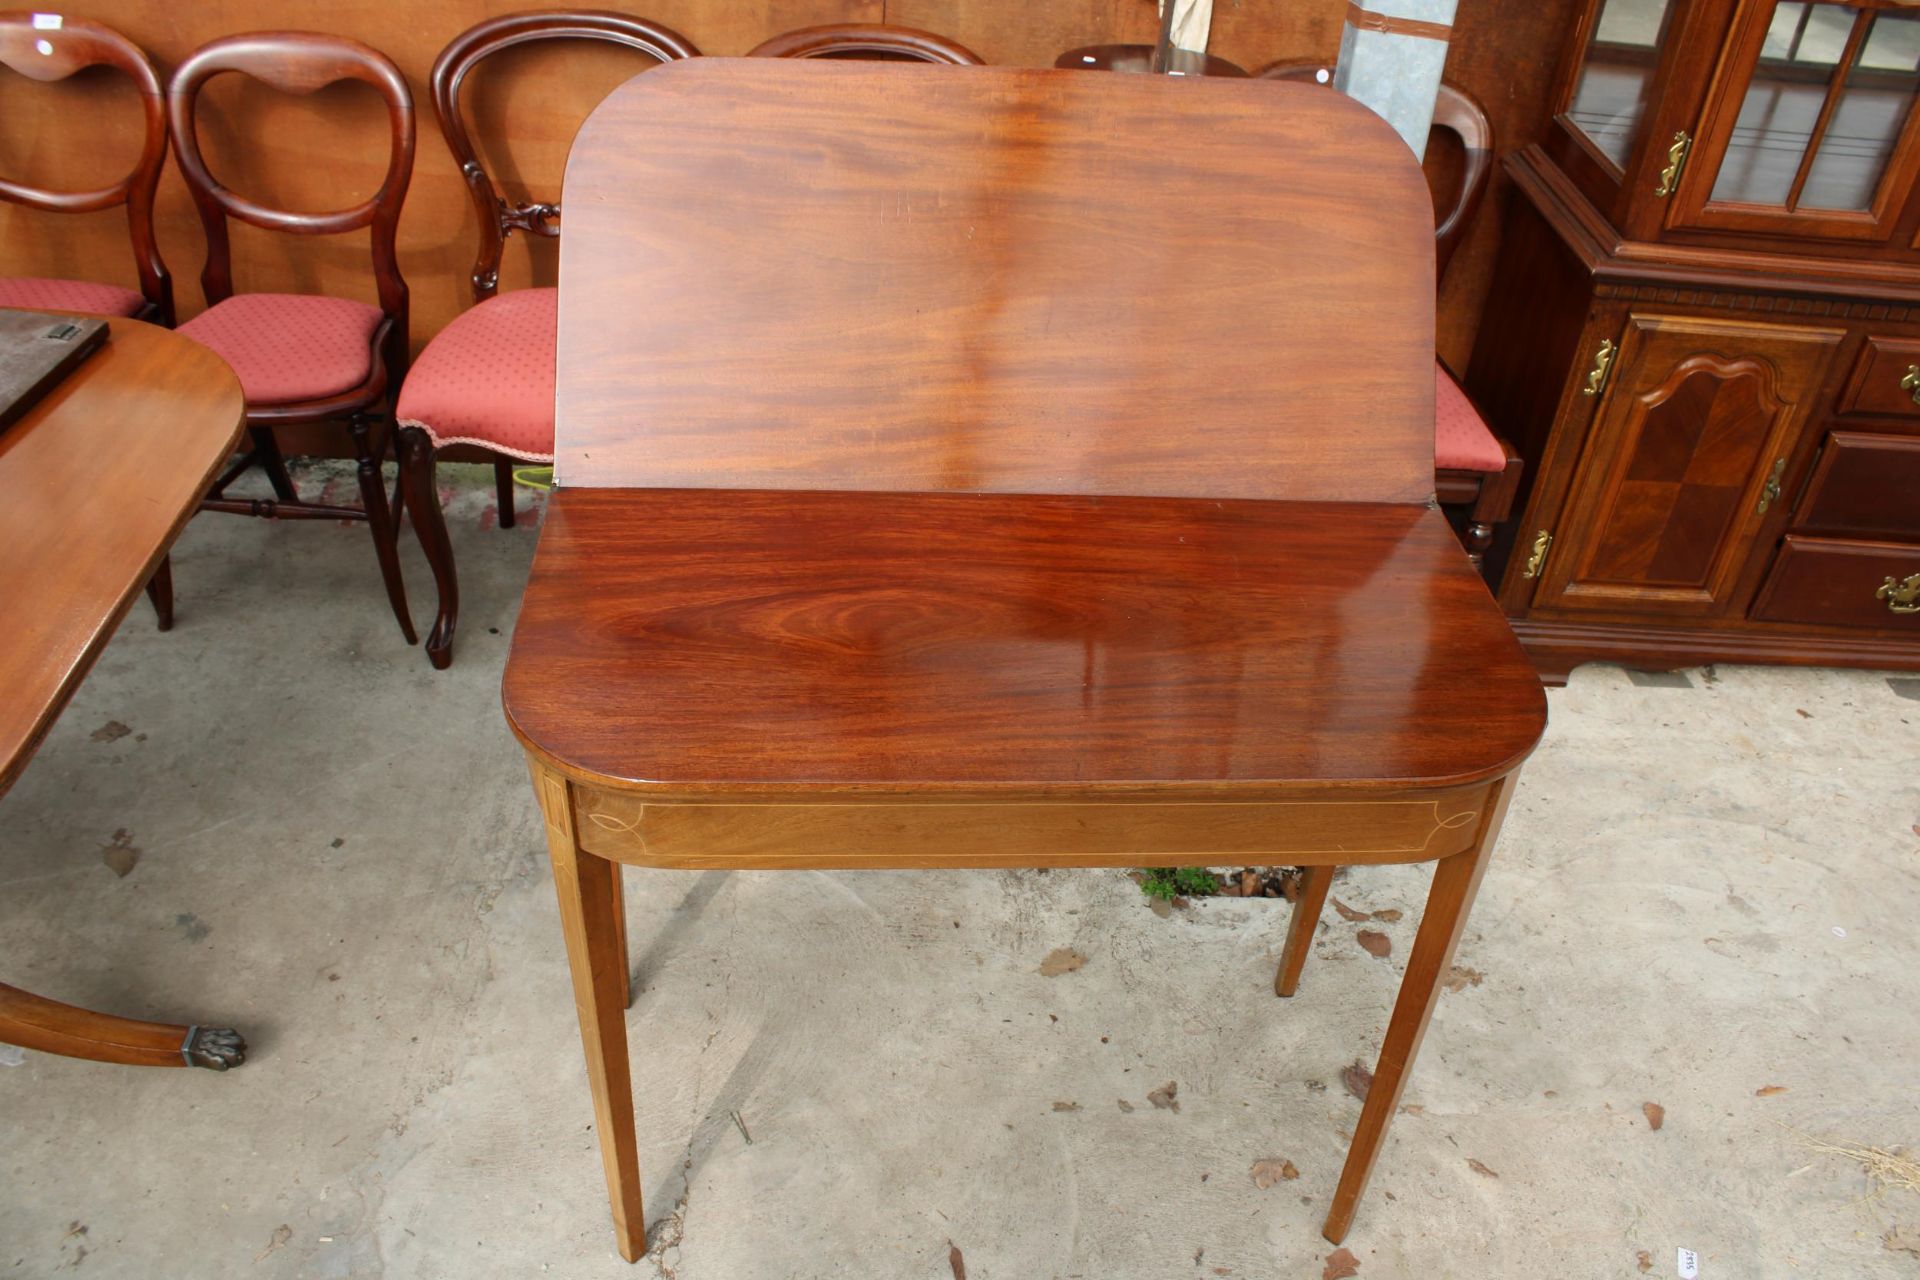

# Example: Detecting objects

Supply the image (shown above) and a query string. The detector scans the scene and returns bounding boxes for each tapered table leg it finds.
[1275,864,1335,997]
[532,761,646,1261]
[0,982,244,1069]
[610,865,632,1010]
[1322,778,1512,1244]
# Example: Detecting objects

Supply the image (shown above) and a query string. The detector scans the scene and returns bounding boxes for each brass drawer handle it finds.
[1879,573,1920,615]
[1755,456,1786,515]
[1902,364,1920,406]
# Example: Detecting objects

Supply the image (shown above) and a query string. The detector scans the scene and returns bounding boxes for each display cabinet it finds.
[1469,0,1920,681]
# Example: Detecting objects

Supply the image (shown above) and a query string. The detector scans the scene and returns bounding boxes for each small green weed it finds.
[1136,867,1219,901]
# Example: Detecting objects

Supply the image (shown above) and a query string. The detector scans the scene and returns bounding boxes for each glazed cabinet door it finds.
[1529,314,1841,617]
[1669,0,1920,240]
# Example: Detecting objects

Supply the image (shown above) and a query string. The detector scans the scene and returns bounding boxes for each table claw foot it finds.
[182,1025,247,1070]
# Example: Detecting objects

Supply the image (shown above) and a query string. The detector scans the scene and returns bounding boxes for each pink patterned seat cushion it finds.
[178,293,383,405]
[1434,360,1506,473]
[395,288,557,462]
[0,276,147,317]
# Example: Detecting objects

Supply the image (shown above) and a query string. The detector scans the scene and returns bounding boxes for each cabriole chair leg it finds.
[349,413,417,646]
[401,426,459,670]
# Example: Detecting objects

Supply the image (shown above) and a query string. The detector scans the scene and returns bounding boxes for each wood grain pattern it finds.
[1750,534,1920,630]
[1838,335,1920,419]
[557,60,1434,501]
[0,315,244,795]
[1528,313,1841,618]
[1258,60,1493,293]
[506,489,1545,794]
[0,982,228,1068]
[889,0,1584,368]
[573,785,1494,870]
[1512,614,1920,684]
[1792,430,1920,541]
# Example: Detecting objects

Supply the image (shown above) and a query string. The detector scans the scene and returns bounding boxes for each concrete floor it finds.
[3,468,1918,1279]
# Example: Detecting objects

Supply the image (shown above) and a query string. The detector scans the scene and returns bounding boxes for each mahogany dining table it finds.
[0,314,248,1070]
[504,58,1548,1261]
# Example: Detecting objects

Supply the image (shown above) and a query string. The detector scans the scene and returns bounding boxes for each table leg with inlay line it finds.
[1312,774,1513,1244]
[529,757,1518,1259]
[533,761,646,1260]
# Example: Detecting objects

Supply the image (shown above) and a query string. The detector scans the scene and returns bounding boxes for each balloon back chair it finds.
[0,12,171,322]
[169,31,419,643]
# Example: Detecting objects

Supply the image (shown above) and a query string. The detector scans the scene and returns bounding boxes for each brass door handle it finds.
[1654,130,1692,198]
[1522,529,1552,579]
[1879,573,1920,614]
[1755,456,1787,515]
[1581,339,1616,397]
[1902,364,1920,406]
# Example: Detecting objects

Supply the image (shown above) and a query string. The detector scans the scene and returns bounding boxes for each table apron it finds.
[566,782,1497,870]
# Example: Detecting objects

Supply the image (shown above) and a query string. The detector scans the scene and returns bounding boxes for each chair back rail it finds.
[0,11,171,320]
[167,31,413,329]
[557,60,1435,502]
[746,23,983,64]
[1428,83,1492,280]
[431,11,700,303]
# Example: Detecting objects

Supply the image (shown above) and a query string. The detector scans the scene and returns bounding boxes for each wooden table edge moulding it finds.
[0,313,249,1070]
[502,58,1549,1261]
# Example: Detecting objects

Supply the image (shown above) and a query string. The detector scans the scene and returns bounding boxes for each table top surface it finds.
[555,59,1436,505]
[0,314,244,796]
[511,62,1543,798]
[505,488,1547,795]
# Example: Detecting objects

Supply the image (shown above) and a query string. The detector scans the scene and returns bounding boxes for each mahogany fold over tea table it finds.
[503,59,1548,1260]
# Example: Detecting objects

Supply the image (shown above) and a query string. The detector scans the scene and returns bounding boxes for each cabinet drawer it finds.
[1751,536,1920,629]
[1838,337,1920,418]
[1795,431,1920,541]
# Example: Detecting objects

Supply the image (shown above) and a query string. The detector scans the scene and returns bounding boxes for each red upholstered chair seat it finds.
[178,292,382,405]
[395,287,557,462]
[0,277,147,317]
[1434,360,1505,474]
